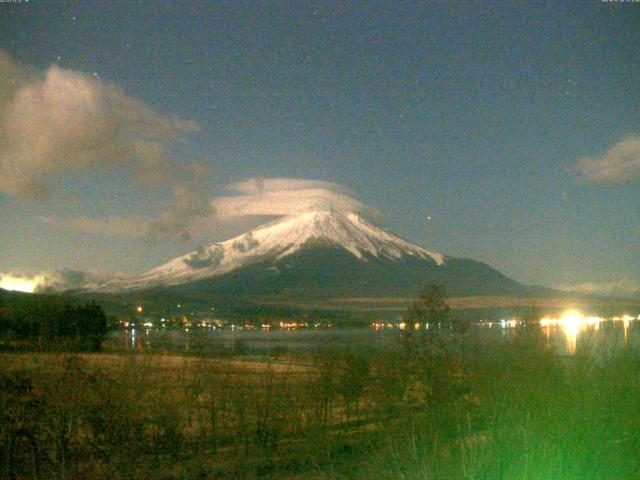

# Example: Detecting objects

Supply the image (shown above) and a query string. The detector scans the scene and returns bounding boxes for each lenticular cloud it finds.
[212,178,380,219]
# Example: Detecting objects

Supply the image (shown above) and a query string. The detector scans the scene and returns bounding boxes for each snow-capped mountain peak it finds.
[98,209,444,292]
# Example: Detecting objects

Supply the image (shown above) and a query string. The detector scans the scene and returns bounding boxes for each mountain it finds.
[95,209,536,299]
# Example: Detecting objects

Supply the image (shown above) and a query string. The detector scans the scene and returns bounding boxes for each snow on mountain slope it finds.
[98,209,444,292]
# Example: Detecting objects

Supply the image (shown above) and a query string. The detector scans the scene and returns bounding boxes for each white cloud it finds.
[213,177,380,219]
[555,278,640,299]
[0,52,377,245]
[0,269,118,293]
[0,50,199,198]
[574,136,640,184]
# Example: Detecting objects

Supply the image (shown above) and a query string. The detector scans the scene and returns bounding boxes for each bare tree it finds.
[405,284,450,330]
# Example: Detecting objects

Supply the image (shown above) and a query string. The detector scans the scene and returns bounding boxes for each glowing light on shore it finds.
[498,318,520,329]
[0,274,39,293]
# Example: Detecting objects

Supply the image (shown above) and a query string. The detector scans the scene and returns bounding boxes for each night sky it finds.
[0,1,639,294]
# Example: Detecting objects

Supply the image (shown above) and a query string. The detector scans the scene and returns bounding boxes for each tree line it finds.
[0,291,107,351]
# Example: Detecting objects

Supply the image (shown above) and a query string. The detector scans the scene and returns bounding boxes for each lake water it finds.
[106,311,640,357]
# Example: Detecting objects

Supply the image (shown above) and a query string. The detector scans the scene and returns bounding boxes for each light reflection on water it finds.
[538,311,638,354]
[539,320,631,355]
[108,312,640,357]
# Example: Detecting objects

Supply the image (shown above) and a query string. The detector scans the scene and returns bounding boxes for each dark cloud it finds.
[41,164,216,242]
[182,245,224,269]
[232,232,259,253]
[145,182,214,243]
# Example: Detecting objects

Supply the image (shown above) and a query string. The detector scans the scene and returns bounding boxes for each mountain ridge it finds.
[61,208,637,314]
[98,209,446,292]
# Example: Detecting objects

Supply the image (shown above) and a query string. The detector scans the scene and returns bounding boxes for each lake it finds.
[105,309,640,357]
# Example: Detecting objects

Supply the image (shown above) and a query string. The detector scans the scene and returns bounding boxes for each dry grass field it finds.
[4,329,640,479]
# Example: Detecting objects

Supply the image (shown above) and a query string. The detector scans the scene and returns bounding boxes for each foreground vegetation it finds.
[2,325,640,479]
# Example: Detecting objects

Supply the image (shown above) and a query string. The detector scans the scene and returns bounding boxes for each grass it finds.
[2,327,640,479]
